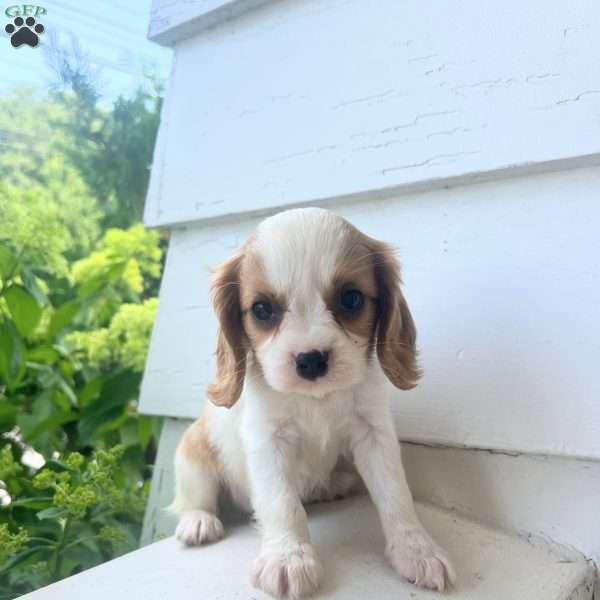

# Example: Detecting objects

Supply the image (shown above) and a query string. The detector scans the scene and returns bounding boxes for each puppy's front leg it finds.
[351,412,456,591]
[245,437,322,599]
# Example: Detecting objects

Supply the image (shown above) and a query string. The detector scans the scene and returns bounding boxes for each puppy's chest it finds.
[278,404,352,490]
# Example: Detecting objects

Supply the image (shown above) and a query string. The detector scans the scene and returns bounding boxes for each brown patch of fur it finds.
[180,415,220,472]
[331,223,421,389]
[239,250,287,349]
[207,252,247,408]
[326,235,379,341]
[368,238,421,389]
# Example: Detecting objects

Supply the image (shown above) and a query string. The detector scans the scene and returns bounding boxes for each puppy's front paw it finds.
[251,543,323,599]
[386,527,456,592]
[175,510,224,546]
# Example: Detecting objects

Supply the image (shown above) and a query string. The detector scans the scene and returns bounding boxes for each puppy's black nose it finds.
[296,350,329,380]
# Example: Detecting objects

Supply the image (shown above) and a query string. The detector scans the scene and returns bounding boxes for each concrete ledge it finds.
[21,495,594,600]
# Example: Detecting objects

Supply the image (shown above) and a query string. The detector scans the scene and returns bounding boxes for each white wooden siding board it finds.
[141,421,600,569]
[139,165,600,459]
[402,443,600,568]
[144,0,600,228]
[148,0,271,46]
[140,419,182,546]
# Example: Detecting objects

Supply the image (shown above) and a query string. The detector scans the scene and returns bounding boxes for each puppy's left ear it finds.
[207,252,247,408]
[372,242,421,390]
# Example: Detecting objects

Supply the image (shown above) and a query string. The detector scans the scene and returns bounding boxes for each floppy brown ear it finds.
[207,253,247,408]
[372,243,421,390]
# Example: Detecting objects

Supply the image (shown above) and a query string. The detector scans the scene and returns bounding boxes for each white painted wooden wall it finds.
[126,2,600,584]
[141,0,600,463]
[142,168,600,459]
[145,0,600,227]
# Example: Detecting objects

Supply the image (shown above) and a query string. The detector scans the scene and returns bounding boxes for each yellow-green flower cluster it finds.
[0,445,23,481]
[65,452,84,470]
[31,468,63,490]
[71,224,162,298]
[54,483,97,519]
[32,446,127,520]
[99,525,127,549]
[65,329,112,368]
[0,523,28,563]
[65,298,158,371]
[107,298,158,371]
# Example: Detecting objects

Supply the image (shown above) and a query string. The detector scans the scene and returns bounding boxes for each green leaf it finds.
[44,459,70,472]
[27,345,60,364]
[20,266,48,305]
[77,262,126,299]
[77,536,100,554]
[59,556,81,579]
[47,301,80,339]
[27,364,78,408]
[9,496,53,510]
[77,369,141,443]
[16,393,76,443]
[37,506,69,521]
[0,320,25,389]
[0,403,17,428]
[78,370,140,442]
[98,370,140,410]
[4,285,42,337]
[78,376,103,408]
[0,244,18,282]
[0,545,49,577]
[78,406,126,443]
[119,417,139,448]
[137,415,154,449]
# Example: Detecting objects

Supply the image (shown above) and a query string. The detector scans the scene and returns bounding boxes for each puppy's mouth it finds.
[287,362,362,398]
[297,375,360,399]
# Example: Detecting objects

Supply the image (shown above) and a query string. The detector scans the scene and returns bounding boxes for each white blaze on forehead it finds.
[254,208,350,302]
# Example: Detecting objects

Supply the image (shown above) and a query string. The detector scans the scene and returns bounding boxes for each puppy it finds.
[172,207,455,598]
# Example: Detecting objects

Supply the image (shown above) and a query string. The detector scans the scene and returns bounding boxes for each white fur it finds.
[253,209,369,398]
[172,208,455,598]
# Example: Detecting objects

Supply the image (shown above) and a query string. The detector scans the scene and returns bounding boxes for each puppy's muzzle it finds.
[295,350,329,380]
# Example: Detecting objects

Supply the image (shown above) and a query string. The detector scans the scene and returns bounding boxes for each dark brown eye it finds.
[251,301,274,321]
[340,289,364,312]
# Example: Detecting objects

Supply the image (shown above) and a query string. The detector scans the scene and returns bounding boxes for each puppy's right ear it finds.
[207,252,247,408]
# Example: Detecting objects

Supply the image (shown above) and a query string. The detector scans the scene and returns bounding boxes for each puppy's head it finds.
[208,208,420,407]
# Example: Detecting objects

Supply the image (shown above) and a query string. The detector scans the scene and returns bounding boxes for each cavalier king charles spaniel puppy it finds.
[171,207,455,598]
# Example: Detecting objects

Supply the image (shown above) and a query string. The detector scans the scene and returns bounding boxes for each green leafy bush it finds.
[0,228,162,598]
[0,445,148,599]
[0,71,165,597]
[0,91,101,278]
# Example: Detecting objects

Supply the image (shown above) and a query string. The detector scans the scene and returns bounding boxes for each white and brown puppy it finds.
[172,207,455,598]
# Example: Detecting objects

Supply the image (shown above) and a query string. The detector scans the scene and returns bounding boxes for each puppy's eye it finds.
[340,289,364,312]
[251,301,274,321]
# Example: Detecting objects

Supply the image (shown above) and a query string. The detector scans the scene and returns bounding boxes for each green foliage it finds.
[0,58,166,596]
[0,445,148,599]
[0,231,162,445]
[51,84,163,229]
[67,298,159,372]
[72,225,162,300]
[0,91,101,278]
[0,229,162,598]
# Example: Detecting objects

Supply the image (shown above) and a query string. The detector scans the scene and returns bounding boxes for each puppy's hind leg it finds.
[170,417,224,546]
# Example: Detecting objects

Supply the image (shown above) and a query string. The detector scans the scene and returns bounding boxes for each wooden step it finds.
[20,495,594,600]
